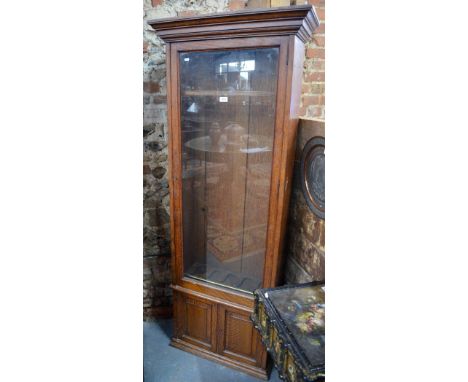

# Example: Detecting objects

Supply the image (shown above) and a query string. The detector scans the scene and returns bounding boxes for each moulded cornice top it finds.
[147,5,319,43]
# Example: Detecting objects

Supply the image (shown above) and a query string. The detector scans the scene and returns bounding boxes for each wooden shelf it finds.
[182,90,274,97]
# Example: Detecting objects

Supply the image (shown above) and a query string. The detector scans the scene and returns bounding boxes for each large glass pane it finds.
[180,48,279,293]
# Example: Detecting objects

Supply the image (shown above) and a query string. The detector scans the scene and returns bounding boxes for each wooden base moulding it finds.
[170,338,269,380]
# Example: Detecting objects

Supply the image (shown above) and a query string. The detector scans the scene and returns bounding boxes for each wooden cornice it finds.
[147,5,319,43]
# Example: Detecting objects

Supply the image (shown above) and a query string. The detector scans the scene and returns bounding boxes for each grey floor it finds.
[144,319,282,382]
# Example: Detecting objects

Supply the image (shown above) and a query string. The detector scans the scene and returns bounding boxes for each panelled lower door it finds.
[217,304,264,367]
[175,291,217,352]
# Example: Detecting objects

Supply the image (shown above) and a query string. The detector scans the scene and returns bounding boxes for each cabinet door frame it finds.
[166,36,291,304]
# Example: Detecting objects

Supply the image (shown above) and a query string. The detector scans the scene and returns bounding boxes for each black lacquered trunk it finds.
[252,282,325,381]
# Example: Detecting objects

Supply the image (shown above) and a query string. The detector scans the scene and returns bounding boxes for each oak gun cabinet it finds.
[148,5,319,379]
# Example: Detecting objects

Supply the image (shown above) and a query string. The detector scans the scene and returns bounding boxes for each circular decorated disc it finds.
[300,136,325,219]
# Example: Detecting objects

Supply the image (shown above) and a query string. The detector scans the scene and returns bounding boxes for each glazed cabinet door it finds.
[170,37,288,294]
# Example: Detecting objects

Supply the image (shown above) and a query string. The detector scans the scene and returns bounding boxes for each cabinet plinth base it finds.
[170,338,269,380]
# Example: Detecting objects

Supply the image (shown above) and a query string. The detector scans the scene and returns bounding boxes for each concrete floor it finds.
[144,319,282,382]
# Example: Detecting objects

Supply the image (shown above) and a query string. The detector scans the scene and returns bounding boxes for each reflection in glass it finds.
[180,48,279,293]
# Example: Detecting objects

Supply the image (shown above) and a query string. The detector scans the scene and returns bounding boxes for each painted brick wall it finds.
[143,0,325,319]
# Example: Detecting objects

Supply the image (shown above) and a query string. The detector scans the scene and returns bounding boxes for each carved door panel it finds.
[217,304,264,367]
[175,291,217,352]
